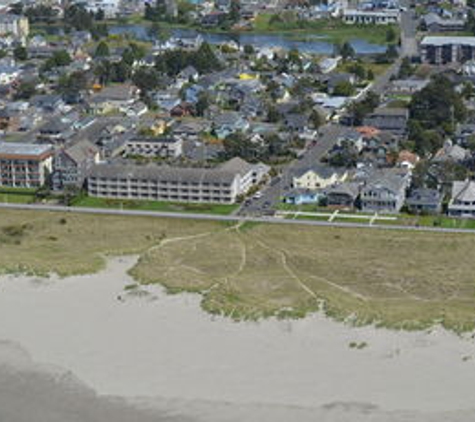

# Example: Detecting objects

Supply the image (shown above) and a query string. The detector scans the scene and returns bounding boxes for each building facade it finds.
[125,137,183,158]
[448,180,475,217]
[360,171,409,213]
[0,142,53,188]
[52,141,100,191]
[342,9,400,25]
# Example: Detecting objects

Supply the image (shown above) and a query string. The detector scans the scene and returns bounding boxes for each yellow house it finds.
[149,119,169,136]
[292,165,348,189]
[239,73,258,80]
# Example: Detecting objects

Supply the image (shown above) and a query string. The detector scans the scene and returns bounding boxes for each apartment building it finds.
[125,137,183,158]
[87,158,269,204]
[421,36,475,64]
[0,142,53,188]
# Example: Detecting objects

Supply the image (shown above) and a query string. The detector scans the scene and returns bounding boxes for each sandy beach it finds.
[1,256,475,421]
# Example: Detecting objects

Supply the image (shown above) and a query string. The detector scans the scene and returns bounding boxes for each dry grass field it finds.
[2,209,475,332]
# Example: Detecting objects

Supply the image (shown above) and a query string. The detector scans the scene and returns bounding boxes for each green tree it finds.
[94,41,110,58]
[386,27,397,43]
[196,91,210,117]
[58,71,88,96]
[398,57,414,78]
[267,105,281,123]
[347,92,380,125]
[333,81,355,97]
[340,42,355,60]
[132,67,162,93]
[13,46,28,61]
[462,81,475,99]
[24,4,58,23]
[64,4,93,31]
[409,75,466,136]
[9,2,23,15]
[243,44,254,55]
[43,50,72,71]
[14,81,37,100]
[309,109,323,129]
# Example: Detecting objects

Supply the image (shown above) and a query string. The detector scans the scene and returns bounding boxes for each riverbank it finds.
[31,16,396,47]
[0,256,475,420]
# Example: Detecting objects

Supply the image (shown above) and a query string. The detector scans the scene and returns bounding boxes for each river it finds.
[109,25,387,55]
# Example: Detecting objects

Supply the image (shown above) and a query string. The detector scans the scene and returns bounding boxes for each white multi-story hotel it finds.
[88,158,269,204]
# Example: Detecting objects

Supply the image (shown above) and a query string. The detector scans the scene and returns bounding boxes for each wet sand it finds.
[0,257,475,421]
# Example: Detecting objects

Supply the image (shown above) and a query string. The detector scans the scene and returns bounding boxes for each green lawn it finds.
[0,193,35,204]
[251,15,398,45]
[72,195,238,215]
[0,188,37,204]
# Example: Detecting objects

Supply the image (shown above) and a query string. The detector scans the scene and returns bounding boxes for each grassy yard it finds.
[337,61,392,77]
[251,15,398,45]
[2,209,475,332]
[71,195,238,215]
[0,188,37,204]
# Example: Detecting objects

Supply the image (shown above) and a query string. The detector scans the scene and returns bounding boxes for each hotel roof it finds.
[421,36,475,47]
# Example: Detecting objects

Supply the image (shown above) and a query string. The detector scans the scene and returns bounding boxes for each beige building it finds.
[292,165,348,190]
[0,142,53,188]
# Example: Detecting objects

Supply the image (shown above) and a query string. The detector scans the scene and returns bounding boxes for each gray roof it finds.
[39,119,70,134]
[325,182,360,198]
[293,164,342,179]
[219,156,255,176]
[422,13,464,27]
[0,142,53,157]
[360,168,409,194]
[213,112,245,127]
[62,140,99,164]
[421,36,475,47]
[90,159,257,185]
[407,188,442,205]
[128,137,181,145]
[371,107,409,117]
[451,180,475,202]
[434,142,468,162]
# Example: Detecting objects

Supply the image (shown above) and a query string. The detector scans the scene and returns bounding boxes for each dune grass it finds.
[2,209,475,332]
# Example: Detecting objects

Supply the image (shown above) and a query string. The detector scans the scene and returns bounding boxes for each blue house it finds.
[283,189,321,205]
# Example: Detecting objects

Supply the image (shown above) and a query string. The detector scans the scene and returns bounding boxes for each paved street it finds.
[400,6,418,58]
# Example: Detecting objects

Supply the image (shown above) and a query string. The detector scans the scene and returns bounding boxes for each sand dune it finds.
[0,257,475,421]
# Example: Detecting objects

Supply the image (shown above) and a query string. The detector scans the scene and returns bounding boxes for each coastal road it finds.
[2,202,475,235]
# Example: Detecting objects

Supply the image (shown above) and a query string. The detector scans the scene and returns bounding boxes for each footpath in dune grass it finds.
[1,208,475,332]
